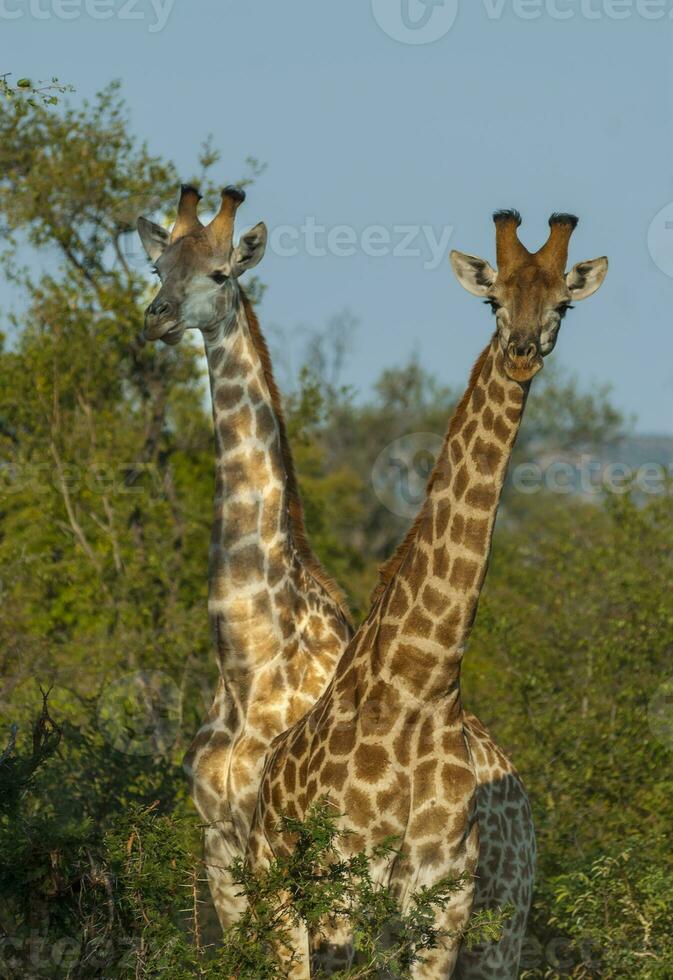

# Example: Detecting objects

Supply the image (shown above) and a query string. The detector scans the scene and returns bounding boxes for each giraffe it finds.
[248,210,608,978]
[137,184,353,927]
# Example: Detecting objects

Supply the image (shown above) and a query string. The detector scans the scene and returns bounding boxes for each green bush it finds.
[0,719,507,979]
[538,842,673,978]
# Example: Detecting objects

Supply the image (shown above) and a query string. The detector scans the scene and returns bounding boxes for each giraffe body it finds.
[184,297,354,923]
[249,339,531,977]
[249,211,607,977]
[138,187,352,926]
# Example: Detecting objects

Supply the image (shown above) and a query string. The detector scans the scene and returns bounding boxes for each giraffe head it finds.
[450,211,608,382]
[137,184,267,344]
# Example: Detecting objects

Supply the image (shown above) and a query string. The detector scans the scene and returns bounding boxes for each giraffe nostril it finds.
[148,299,172,319]
[509,341,537,360]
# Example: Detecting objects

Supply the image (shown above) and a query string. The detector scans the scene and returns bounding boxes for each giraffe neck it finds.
[374,334,528,701]
[204,293,298,677]
[185,295,353,857]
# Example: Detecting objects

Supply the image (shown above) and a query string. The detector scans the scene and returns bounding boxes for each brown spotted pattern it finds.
[456,714,536,979]
[248,338,536,978]
[187,296,354,928]
[138,186,353,929]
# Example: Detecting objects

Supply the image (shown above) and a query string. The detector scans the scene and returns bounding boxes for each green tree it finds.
[0,73,71,107]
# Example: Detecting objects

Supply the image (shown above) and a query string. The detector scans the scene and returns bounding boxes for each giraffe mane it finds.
[240,291,353,627]
[369,340,493,607]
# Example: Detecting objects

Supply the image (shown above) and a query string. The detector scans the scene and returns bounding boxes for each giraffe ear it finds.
[565,257,608,301]
[450,250,497,297]
[231,222,268,277]
[137,216,170,262]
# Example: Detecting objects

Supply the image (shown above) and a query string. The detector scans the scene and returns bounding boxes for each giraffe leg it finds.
[203,825,247,930]
[309,922,355,975]
[279,922,311,980]
[245,827,312,979]
[396,820,479,980]
[408,875,477,979]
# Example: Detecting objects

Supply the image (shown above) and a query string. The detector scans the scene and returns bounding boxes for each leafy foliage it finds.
[220,800,507,979]
[541,843,673,978]
[0,73,72,107]
[0,727,505,980]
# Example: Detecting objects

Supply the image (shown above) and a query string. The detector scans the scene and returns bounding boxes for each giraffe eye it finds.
[210,271,228,284]
[484,300,501,315]
[556,303,574,319]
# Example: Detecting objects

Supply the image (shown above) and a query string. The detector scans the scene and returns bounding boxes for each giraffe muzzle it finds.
[504,341,542,382]
[143,299,182,343]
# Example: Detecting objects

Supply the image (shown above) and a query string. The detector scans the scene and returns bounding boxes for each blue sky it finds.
[5,0,673,432]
